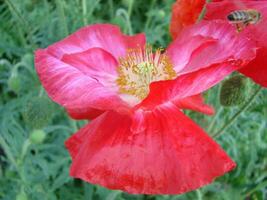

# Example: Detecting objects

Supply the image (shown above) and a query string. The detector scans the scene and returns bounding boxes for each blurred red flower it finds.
[170,0,267,87]
[170,0,206,39]
[35,22,255,194]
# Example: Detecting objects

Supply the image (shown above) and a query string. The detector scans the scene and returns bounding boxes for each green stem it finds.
[116,9,133,35]
[212,86,262,138]
[196,189,203,200]
[56,0,69,37]
[207,107,223,133]
[241,180,267,199]
[144,0,156,30]
[82,0,87,25]
[20,139,31,162]
[108,0,114,19]
[127,0,134,19]
[197,0,212,22]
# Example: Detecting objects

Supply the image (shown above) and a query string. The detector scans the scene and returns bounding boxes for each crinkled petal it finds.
[170,0,206,39]
[47,24,146,60]
[65,103,235,194]
[35,49,129,113]
[205,0,267,87]
[62,48,118,88]
[173,94,215,115]
[166,35,217,74]
[167,21,256,75]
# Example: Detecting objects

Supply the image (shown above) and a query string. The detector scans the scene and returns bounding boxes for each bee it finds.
[227,9,261,32]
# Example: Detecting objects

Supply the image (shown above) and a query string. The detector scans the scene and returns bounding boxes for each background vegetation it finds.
[0,0,266,199]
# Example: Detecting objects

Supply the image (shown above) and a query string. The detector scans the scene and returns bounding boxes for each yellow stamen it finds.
[116,45,176,100]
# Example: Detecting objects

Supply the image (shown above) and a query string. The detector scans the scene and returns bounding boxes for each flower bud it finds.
[22,53,34,66]
[158,10,166,18]
[8,73,20,94]
[23,97,53,129]
[220,75,248,107]
[29,129,46,144]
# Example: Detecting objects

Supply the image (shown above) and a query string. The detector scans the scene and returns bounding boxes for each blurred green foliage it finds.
[0,0,266,200]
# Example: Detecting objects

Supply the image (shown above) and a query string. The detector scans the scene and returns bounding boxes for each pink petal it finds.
[205,0,267,87]
[35,49,130,114]
[62,48,118,88]
[167,21,256,75]
[166,35,217,73]
[173,94,215,115]
[65,103,235,194]
[47,24,146,60]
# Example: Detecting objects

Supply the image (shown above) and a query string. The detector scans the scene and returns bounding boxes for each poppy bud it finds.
[220,75,248,107]
[8,73,20,94]
[22,53,34,66]
[23,97,53,129]
[158,10,166,18]
[29,129,46,144]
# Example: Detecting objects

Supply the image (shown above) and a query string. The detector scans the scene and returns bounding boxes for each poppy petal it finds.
[67,107,105,120]
[35,49,129,113]
[239,48,267,87]
[168,21,256,76]
[173,94,215,115]
[166,35,217,74]
[47,24,146,60]
[62,47,118,88]
[65,103,235,194]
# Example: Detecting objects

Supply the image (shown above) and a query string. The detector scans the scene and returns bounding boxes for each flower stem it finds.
[144,0,156,30]
[212,86,262,138]
[82,0,88,26]
[241,180,267,199]
[197,0,212,22]
[56,0,69,37]
[116,9,133,35]
[207,107,223,133]
[196,189,203,200]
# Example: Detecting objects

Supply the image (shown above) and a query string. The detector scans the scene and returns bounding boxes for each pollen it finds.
[116,45,177,100]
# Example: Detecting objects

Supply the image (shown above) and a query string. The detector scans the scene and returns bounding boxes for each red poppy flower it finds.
[204,0,267,87]
[170,0,206,39]
[35,22,256,194]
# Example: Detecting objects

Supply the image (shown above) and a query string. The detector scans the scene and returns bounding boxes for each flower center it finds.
[116,45,176,100]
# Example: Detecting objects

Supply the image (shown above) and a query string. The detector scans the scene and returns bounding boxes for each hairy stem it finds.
[56,0,69,37]
[82,0,88,25]
[197,0,212,22]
